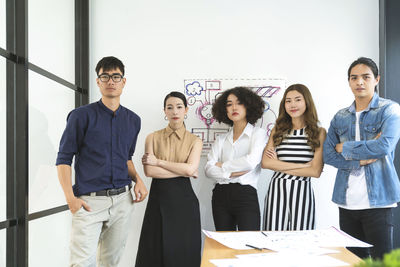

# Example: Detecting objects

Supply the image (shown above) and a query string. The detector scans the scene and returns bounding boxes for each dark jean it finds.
[339,207,394,259]
[212,183,260,231]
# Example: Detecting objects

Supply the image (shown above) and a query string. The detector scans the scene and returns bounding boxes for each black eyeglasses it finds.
[98,73,124,83]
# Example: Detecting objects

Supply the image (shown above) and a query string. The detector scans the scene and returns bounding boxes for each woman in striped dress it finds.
[261,84,326,231]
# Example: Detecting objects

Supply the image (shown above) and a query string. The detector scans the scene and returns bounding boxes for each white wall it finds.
[90,0,379,265]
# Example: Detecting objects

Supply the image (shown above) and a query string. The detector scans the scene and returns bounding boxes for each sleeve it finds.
[323,115,360,170]
[221,128,268,173]
[342,103,400,160]
[128,115,141,160]
[56,110,86,166]
[204,135,230,180]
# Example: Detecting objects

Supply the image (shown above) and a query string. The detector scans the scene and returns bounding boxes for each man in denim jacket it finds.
[324,57,400,259]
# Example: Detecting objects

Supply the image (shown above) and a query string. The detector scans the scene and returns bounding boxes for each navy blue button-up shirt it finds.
[56,100,141,196]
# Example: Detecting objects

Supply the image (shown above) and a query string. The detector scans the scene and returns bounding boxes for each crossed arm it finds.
[204,129,268,179]
[334,134,380,166]
[261,127,326,178]
[323,104,400,169]
[142,133,203,178]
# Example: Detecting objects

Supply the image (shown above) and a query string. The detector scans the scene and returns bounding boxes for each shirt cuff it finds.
[220,164,231,179]
[56,152,73,166]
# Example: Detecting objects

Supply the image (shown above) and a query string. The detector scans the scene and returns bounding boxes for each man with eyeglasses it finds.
[56,56,148,266]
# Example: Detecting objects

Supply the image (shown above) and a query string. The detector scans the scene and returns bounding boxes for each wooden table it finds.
[201,235,362,267]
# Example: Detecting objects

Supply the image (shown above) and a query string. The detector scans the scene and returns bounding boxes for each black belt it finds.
[83,184,132,197]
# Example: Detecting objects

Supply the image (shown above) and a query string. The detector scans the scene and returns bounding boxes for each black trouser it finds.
[339,207,394,259]
[136,177,201,267]
[212,183,260,231]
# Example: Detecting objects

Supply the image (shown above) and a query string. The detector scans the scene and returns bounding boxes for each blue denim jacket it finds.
[323,93,400,207]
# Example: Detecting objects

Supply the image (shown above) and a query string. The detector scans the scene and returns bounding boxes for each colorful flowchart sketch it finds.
[184,78,285,156]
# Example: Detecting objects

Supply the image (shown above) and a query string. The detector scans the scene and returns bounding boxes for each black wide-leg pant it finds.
[136,177,201,267]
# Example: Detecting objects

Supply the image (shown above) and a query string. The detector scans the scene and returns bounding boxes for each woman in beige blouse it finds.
[135,91,203,267]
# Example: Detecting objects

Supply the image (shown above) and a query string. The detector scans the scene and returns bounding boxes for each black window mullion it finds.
[5,1,89,266]
[6,0,29,267]
[379,0,400,249]
[75,0,89,107]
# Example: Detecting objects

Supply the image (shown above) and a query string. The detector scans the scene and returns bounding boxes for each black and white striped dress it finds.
[263,128,315,231]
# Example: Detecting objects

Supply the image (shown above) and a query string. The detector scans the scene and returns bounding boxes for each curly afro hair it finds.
[212,87,265,126]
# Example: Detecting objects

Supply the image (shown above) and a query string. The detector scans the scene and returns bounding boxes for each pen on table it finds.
[261,231,268,237]
[245,244,262,251]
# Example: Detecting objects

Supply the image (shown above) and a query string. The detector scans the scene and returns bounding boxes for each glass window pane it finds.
[28,0,75,83]
[29,211,71,266]
[29,70,75,213]
[0,0,5,48]
[0,229,5,266]
[0,57,6,221]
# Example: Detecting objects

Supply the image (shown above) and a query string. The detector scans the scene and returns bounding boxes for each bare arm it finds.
[127,160,148,202]
[281,128,327,178]
[57,164,90,213]
[230,171,249,177]
[155,139,203,177]
[142,134,180,178]
[261,127,310,171]
[143,134,203,178]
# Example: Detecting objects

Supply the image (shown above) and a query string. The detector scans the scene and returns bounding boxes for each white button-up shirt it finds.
[205,123,267,189]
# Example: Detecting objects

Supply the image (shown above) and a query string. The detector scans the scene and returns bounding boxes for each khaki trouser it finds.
[70,189,134,267]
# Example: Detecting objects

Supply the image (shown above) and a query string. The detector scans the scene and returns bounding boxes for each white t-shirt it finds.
[344,111,370,209]
[341,111,396,209]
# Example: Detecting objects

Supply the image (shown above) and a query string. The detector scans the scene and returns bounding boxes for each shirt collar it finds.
[242,123,254,137]
[348,92,379,113]
[228,122,254,142]
[164,124,186,139]
[98,99,122,116]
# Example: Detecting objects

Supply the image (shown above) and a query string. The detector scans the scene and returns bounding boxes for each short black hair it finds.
[164,91,187,108]
[348,57,379,79]
[347,57,379,91]
[95,56,125,76]
[212,87,265,126]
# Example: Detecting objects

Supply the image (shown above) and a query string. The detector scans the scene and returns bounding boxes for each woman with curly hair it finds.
[262,84,326,231]
[205,87,267,231]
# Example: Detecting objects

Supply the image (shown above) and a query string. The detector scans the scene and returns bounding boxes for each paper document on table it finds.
[209,252,349,267]
[202,230,265,250]
[202,226,372,252]
[261,226,372,249]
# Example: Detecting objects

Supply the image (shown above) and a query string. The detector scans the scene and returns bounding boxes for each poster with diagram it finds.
[184,78,286,156]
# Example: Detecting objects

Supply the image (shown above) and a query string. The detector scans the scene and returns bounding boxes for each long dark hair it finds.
[273,84,321,151]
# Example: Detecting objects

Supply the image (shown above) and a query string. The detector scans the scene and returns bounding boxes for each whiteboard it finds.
[184,78,286,155]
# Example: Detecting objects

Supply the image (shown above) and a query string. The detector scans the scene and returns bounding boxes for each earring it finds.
[164,116,168,121]
[184,115,188,119]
